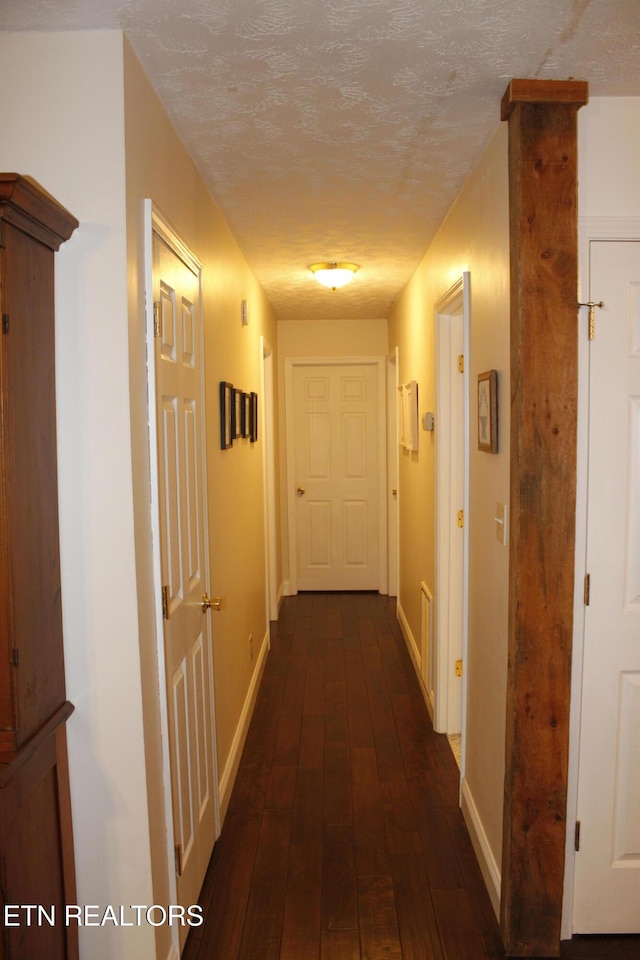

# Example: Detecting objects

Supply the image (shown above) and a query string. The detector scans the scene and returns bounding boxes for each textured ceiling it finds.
[3,0,640,320]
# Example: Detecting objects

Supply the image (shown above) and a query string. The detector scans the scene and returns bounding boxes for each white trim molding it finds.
[217,628,270,822]
[397,597,433,723]
[461,777,501,921]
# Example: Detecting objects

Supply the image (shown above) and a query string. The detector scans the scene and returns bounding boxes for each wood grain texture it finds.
[183,593,502,960]
[501,79,588,120]
[501,82,584,956]
[0,175,77,960]
[182,593,637,960]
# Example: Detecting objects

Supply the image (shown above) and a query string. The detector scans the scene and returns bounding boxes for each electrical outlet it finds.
[249,634,253,661]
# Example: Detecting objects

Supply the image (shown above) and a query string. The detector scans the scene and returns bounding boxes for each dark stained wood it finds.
[322,823,358,933]
[0,174,78,251]
[389,854,443,960]
[0,716,79,960]
[183,593,638,960]
[0,175,77,960]
[432,888,493,960]
[357,874,403,960]
[501,81,586,956]
[280,840,322,960]
[237,808,291,960]
[184,593,501,960]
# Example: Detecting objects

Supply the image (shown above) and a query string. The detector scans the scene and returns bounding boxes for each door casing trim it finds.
[434,274,470,748]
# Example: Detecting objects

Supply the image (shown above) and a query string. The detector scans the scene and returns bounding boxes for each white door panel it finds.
[574,239,640,933]
[153,230,218,938]
[289,361,384,591]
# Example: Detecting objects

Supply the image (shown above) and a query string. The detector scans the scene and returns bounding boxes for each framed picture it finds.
[477,370,498,453]
[220,381,234,449]
[249,391,258,443]
[241,392,251,438]
[233,388,243,440]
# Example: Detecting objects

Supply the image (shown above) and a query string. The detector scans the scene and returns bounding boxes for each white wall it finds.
[0,31,155,959]
[578,98,640,219]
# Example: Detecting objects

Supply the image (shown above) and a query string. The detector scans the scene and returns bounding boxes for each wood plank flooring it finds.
[182,592,640,960]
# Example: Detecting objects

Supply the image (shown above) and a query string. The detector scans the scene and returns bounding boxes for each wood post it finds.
[500,79,588,957]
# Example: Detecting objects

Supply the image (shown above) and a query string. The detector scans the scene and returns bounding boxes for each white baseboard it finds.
[282,579,294,597]
[461,777,501,920]
[397,599,420,671]
[396,599,433,722]
[277,581,286,609]
[217,629,269,822]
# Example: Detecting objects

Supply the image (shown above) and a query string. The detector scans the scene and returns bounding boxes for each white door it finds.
[435,310,464,734]
[153,228,218,936]
[386,350,399,598]
[573,239,640,932]
[288,361,385,592]
[435,275,469,738]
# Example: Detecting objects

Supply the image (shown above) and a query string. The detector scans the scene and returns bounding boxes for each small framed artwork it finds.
[241,392,251,438]
[220,381,234,449]
[249,392,258,443]
[233,388,243,440]
[477,370,498,453]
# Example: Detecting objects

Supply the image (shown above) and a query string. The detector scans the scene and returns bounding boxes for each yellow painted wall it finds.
[277,318,388,589]
[388,123,510,909]
[123,38,280,948]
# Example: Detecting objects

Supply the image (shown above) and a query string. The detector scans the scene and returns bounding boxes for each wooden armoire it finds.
[0,175,79,960]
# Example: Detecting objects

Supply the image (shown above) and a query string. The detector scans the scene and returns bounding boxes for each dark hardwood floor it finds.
[183,592,640,960]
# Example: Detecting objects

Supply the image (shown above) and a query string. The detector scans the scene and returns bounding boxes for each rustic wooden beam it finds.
[501,79,588,119]
[501,79,588,957]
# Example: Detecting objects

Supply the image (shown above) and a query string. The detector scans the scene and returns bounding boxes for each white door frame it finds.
[434,274,470,745]
[387,348,399,598]
[144,202,220,956]
[562,217,640,938]
[260,336,278,624]
[285,356,388,595]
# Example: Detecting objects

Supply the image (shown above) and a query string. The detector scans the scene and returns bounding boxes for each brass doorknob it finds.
[297,486,306,496]
[202,594,222,612]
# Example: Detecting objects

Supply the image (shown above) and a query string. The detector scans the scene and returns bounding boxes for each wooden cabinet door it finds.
[0,176,77,754]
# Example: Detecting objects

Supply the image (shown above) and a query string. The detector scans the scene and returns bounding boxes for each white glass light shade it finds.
[310,262,359,289]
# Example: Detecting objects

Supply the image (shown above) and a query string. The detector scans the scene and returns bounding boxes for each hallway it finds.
[184,591,502,959]
[182,592,640,960]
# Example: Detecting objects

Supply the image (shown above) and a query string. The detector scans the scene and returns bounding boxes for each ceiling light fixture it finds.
[310,261,359,290]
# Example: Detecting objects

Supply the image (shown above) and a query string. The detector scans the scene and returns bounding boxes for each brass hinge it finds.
[153,301,161,338]
[174,844,182,877]
[2,314,8,334]
[162,585,170,620]
[457,509,464,528]
[574,820,581,852]
[455,659,463,678]
[11,648,18,668]
[584,573,590,606]
[578,300,604,341]
[457,354,464,373]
